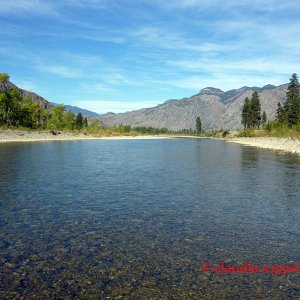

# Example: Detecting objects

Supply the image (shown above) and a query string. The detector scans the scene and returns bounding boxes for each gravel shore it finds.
[228,137,300,155]
[0,130,172,143]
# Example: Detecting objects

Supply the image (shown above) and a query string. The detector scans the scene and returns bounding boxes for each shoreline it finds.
[0,130,176,143]
[1,130,299,155]
[228,137,300,155]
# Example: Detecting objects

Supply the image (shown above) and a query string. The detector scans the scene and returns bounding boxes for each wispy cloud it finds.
[129,26,237,53]
[0,0,107,15]
[167,57,300,75]
[73,100,161,114]
[156,0,300,12]
[35,63,86,78]
[1,0,299,112]
[166,74,287,92]
[62,0,106,9]
[0,0,56,15]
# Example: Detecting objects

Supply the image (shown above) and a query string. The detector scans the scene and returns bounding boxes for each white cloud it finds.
[0,0,107,15]
[166,73,288,92]
[156,0,299,12]
[129,26,234,53]
[62,0,105,9]
[36,63,86,78]
[0,0,56,15]
[167,57,300,75]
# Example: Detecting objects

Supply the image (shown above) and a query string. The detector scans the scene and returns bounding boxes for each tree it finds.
[0,73,9,83]
[284,73,300,126]
[20,96,41,128]
[276,102,286,124]
[196,117,202,134]
[75,112,83,128]
[64,111,75,130]
[47,104,65,130]
[0,89,22,126]
[241,97,252,129]
[83,117,88,127]
[40,109,51,129]
[250,91,262,129]
[262,111,267,125]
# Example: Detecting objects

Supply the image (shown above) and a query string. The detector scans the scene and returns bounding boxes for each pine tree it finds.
[83,117,88,127]
[196,117,202,134]
[262,111,267,125]
[241,97,251,129]
[276,102,286,124]
[250,91,262,129]
[75,112,83,128]
[284,73,300,126]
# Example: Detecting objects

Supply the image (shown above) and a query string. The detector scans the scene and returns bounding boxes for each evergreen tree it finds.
[241,97,252,129]
[196,117,202,134]
[262,111,267,125]
[75,112,84,128]
[276,102,286,124]
[284,73,300,126]
[250,91,262,129]
[83,117,88,127]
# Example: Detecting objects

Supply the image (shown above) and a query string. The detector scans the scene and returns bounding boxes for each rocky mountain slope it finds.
[1,78,289,130]
[0,80,99,118]
[101,84,288,130]
[0,80,53,110]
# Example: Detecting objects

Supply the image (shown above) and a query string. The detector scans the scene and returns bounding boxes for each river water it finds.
[0,139,299,299]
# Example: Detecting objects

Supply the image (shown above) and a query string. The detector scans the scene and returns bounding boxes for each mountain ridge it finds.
[101,84,288,130]
[0,79,100,118]
[1,77,289,130]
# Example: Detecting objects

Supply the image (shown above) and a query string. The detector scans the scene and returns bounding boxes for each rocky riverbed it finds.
[228,137,300,155]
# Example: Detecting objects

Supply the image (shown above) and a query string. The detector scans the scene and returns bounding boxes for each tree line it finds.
[241,91,266,129]
[276,73,300,127]
[0,73,88,130]
[241,73,300,129]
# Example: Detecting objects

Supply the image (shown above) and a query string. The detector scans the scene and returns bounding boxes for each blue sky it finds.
[1,0,300,113]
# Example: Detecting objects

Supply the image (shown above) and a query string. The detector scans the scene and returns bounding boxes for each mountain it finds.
[0,80,53,110]
[101,84,288,130]
[51,103,101,118]
[1,77,288,130]
[0,79,100,118]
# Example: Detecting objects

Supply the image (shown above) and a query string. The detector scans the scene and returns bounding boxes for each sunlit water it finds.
[0,139,299,299]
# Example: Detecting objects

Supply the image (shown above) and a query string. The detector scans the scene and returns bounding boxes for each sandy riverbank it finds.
[0,130,174,143]
[228,137,300,155]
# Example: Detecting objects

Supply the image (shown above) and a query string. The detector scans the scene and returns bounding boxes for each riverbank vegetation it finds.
[0,73,175,136]
[239,73,300,137]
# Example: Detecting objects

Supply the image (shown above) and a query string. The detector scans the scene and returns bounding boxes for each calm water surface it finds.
[0,139,300,299]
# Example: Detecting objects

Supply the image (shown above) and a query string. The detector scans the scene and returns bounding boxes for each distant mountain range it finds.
[101,84,288,130]
[1,78,288,130]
